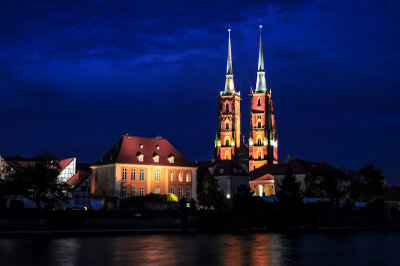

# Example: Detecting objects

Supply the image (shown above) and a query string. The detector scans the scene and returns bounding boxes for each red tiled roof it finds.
[66,170,90,188]
[59,158,74,170]
[96,135,195,167]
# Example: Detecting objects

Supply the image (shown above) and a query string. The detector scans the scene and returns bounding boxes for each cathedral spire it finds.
[224,28,235,94]
[255,25,267,93]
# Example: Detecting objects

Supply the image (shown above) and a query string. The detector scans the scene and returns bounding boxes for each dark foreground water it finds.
[0,232,399,265]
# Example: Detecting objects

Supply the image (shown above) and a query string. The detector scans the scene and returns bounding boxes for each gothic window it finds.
[257,98,261,106]
[226,122,230,130]
[257,149,262,159]
[225,103,229,113]
[224,136,230,147]
[225,151,230,160]
[257,120,262,128]
[257,136,262,146]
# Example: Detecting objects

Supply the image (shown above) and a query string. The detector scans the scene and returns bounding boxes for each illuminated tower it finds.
[249,26,278,170]
[214,29,241,160]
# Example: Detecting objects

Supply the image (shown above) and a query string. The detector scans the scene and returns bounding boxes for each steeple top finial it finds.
[255,25,267,93]
[223,27,235,94]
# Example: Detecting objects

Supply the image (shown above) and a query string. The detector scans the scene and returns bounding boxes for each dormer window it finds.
[168,154,175,164]
[153,153,159,163]
[136,151,144,162]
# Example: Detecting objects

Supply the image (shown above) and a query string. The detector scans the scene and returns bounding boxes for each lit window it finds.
[137,152,144,162]
[153,153,159,163]
[171,170,175,182]
[131,187,136,196]
[257,136,262,146]
[140,169,145,180]
[179,171,183,182]
[122,168,127,180]
[170,188,176,195]
[155,187,161,194]
[121,187,127,198]
[139,187,144,196]
[186,171,191,182]
[155,168,160,181]
[168,154,174,164]
[156,145,160,150]
[186,188,191,199]
[178,188,184,198]
[131,169,136,180]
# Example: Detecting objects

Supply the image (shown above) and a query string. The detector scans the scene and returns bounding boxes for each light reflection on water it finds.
[0,232,399,265]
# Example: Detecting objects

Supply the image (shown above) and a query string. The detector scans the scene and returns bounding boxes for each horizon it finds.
[1,1,399,185]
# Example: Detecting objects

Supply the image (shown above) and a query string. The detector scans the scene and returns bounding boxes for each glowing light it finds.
[231,140,235,147]
[226,194,231,199]
[249,138,254,146]
[215,139,221,147]
[270,140,278,147]
[263,138,268,146]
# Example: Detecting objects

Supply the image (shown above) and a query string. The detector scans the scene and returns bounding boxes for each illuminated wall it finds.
[91,164,197,200]
[215,93,241,160]
[249,91,278,171]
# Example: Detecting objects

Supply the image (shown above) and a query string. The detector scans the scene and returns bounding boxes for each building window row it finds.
[121,168,145,181]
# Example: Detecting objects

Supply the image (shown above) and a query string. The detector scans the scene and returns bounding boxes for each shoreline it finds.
[1,226,400,238]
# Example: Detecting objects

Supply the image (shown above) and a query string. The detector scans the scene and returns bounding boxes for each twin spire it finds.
[223,29,235,94]
[223,26,268,95]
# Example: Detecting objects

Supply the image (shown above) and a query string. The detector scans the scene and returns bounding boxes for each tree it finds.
[359,164,385,190]
[197,175,225,210]
[276,167,303,209]
[1,154,68,211]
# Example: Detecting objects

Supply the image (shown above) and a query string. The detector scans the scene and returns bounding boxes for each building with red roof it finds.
[91,135,197,202]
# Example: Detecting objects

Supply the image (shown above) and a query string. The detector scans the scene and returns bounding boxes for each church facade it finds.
[212,26,279,196]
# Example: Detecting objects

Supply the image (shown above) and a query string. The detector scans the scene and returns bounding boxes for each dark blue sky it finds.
[1,1,399,184]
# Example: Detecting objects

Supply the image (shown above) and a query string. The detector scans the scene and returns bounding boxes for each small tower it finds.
[249,25,278,170]
[215,29,241,160]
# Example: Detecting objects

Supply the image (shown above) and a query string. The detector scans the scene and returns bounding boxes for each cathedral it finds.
[214,26,278,172]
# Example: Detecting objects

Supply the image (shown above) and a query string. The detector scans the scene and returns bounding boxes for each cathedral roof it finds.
[95,135,195,167]
[250,158,349,181]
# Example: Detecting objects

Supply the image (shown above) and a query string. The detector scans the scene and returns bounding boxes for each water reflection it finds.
[0,232,400,265]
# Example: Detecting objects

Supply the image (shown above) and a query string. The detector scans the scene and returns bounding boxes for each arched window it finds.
[225,151,230,160]
[226,122,230,130]
[257,119,262,128]
[224,136,230,147]
[225,103,229,113]
[257,136,262,146]
[257,98,261,106]
[257,149,262,159]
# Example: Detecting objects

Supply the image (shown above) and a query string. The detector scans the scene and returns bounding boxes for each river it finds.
[0,232,399,265]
